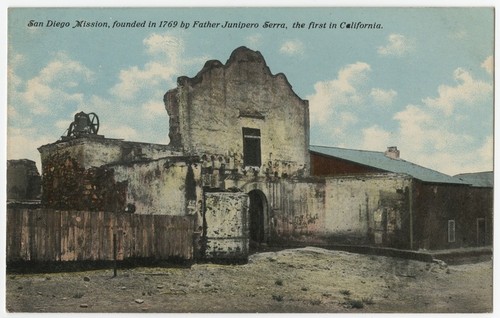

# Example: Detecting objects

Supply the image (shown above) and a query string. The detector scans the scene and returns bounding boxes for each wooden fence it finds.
[6,208,195,263]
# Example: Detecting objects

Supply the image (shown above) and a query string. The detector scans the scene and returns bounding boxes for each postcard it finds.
[4,6,494,314]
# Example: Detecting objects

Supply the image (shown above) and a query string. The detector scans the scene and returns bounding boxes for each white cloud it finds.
[390,63,493,175]
[8,53,24,88]
[360,125,393,151]
[423,68,492,116]
[279,39,304,56]
[142,99,167,119]
[369,88,397,106]
[7,127,54,171]
[377,34,415,57]
[246,34,262,47]
[143,33,184,61]
[16,53,93,115]
[110,33,184,100]
[110,62,177,100]
[109,33,208,104]
[307,62,371,124]
[481,55,493,75]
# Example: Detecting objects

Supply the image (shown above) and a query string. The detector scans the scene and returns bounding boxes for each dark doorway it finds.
[248,190,267,249]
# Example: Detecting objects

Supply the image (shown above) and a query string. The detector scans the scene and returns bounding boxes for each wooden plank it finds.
[82,211,91,261]
[60,211,68,261]
[28,209,36,261]
[6,209,16,261]
[42,209,51,261]
[121,213,131,260]
[115,213,124,261]
[89,211,98,261]
[96,211,104,260]
[33,210,45,261]
[6,209,20,261]
[102,212,113,261]
[75,211,84,261]
[53,210,62,261]
[20,209,29,261]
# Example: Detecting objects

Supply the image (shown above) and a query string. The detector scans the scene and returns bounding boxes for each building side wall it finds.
[322,175,412,248]
[413,182,493,250]
[226,174,412,249]
[112,159,202,216]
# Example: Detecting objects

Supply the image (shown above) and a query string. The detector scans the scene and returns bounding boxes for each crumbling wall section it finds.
[39,137,181,169]
[40,151,127,212]
[7,159,41,201]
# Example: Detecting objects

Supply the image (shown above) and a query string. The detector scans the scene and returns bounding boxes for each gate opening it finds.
[248,189,268,250]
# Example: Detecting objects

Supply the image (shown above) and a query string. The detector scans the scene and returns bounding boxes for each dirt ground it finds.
[5,247,493,313]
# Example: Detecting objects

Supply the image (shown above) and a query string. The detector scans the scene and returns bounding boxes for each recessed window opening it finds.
[243,128,261,167]
[448,219,456,243]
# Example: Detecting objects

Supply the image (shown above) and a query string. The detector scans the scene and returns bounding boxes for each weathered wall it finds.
[226,174,412,249]
[38,137,186,213]
[7,159,41,201]
[165,46,310,177]
[203,192,249,260]
[413,182,493,250]
[112,158,202,216]
[39,150,127,211]
[39,136,181,170]
[322,174,412,248]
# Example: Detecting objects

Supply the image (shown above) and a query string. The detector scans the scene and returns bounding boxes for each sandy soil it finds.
[5,247,493,313]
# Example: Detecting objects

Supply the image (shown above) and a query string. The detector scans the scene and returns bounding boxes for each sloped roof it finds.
[310,145,468,185]
[454,171,493,188]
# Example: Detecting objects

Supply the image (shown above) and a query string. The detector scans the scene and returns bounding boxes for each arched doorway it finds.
[248,189,268,250]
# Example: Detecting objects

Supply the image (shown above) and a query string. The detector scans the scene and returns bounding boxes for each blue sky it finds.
[6,7,494,176]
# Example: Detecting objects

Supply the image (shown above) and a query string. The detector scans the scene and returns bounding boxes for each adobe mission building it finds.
[31,47,493,261]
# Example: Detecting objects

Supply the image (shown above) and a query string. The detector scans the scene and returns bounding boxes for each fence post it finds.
[113,233,117,277]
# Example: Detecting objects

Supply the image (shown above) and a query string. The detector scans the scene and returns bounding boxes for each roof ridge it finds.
[309,144,383,154]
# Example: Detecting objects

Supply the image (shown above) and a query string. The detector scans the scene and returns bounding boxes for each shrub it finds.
[272,294,284,302]
[344,298,364,309]
[362,297,374,305]
[310,299,322,306]
[72,292,84,299]
[349,299,364,309]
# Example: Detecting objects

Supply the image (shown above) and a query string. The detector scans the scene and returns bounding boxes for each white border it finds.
[1,1,497,318]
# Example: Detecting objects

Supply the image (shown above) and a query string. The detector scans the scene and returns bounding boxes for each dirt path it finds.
[5,247,493,313]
